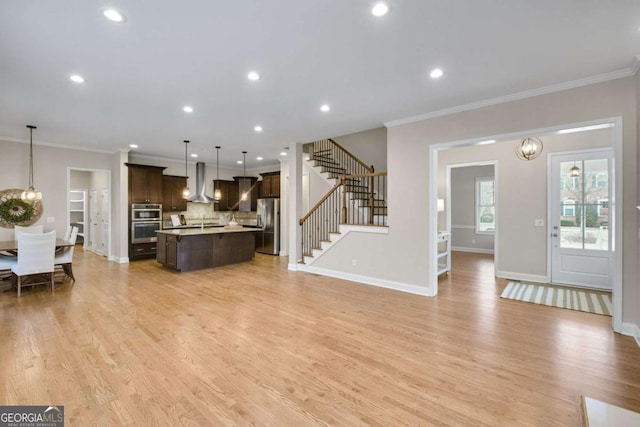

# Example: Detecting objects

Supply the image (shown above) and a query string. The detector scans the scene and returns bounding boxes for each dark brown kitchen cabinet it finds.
[213,180,239,211]
[126,163,165,204]
[156,233,178,269]
[162,175,188,212]
[259,172,280,198]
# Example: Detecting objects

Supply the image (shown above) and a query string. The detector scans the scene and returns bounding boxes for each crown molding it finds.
[385,67,636,128]
[0,135,117,154]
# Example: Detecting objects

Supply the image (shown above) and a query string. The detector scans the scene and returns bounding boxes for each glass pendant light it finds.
[515,137,543,161]
[241,151,248,201]
[214,146,221,200]
[182,140,190,199]
[570,161,580,177]
[21,125,42,201]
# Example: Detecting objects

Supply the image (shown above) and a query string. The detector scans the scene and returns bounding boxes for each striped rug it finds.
[500,282,612,316]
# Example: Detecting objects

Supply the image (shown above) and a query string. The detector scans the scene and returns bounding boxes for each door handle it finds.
[551,233,558,237]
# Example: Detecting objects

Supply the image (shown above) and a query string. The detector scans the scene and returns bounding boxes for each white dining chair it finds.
[11,230,56,297]
[55,226,78,282]
[62,225,72,241]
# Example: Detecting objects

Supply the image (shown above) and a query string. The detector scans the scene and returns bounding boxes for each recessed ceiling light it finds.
[320,104,330,112]
[256,156,263,161]
[254,126,262,132]
[129,144,138,148]
[280,152,287,156]
[371,3,389,17]
[103,8,126,23]
[247,71,260,81]
[191,153,198,158]
[237,160,243,164]
[69,74,85,83]
[430,68,444,79]
[183,106,193,113]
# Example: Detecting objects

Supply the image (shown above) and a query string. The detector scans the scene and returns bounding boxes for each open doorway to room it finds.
[68,168,111,259]
[429,118,622,332]
[448,162,496,258]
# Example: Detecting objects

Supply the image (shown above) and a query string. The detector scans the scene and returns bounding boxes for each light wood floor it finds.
[1,249,638,426]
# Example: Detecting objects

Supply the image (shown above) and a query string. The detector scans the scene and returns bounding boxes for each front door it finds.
[550,149,612,289]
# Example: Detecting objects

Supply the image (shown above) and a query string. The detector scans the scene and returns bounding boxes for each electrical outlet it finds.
[46,217,55,223]
[471,239,476,244]
[351,259,357,267]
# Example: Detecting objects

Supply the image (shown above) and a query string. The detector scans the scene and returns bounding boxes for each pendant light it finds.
[241,151,248,201]
[214,146,222,200]
[21,125,42,201]
[515,137,543,161]
[182,140,190,199]
[570,161,580,177]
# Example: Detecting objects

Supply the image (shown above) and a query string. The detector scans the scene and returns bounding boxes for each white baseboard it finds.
[299,265,432,297]
[621,322,640,347]
[496,270,548,284]
[288,263,300,271]
[451,246,494,254]
[109,256,129,264]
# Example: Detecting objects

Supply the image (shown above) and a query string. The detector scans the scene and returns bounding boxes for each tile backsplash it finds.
[162,203,257,227]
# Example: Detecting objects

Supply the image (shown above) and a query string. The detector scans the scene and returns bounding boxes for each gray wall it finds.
[314,76,637,328]
[450,165,495,253]
[333,127,387,172]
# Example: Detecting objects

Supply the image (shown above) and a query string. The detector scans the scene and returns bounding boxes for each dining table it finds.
[0,238,74,292]
[0,238,74,253]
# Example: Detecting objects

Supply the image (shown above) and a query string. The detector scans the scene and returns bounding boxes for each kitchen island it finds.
[156,227,258,272]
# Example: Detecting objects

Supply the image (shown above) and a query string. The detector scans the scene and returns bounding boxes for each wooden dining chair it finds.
[10,230,56,297]
[55,226,78,282]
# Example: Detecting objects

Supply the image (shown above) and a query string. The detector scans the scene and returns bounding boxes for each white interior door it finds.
[100,187,109,257]
[550,150,612,289]
[89,189,99,252]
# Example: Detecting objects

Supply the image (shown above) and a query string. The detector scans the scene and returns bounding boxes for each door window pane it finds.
[558,159,609,250]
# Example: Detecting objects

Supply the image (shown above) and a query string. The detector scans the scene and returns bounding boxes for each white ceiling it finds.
[1,1,639,168]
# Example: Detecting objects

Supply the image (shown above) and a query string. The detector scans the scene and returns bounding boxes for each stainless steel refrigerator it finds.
[256,198,280,255]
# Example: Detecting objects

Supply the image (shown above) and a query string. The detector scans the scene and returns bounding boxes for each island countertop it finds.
[157,227,258,237]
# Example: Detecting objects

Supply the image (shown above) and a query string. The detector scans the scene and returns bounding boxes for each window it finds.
[562,199,576,216]
[476,177,495,233]
[597,198,608,217]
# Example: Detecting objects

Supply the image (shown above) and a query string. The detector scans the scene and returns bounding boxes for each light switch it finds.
[535,219,544,227]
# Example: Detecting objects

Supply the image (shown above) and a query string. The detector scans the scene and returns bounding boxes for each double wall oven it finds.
[131,203,162,243]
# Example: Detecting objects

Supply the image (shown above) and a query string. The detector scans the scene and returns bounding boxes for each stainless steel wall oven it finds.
[131,203,162,243]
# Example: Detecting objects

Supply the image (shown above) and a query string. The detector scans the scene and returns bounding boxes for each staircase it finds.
[299,139,388,265]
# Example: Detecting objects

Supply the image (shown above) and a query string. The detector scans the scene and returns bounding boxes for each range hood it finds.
[188,162,216,203]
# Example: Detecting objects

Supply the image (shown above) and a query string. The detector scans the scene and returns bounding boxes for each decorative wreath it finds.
[0,189,43,228]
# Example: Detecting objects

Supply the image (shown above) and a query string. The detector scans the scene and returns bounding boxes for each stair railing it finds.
[312,139,374,176]
[299,178,344,258]
[299,172,387,260]
[341,172,387,225]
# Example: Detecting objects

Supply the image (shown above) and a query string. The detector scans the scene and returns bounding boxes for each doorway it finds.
[68,168,111,259]
[549,149,613,289]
